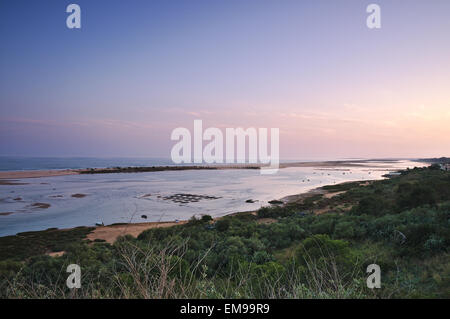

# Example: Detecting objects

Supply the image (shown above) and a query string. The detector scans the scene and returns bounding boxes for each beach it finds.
[86,220,188,244]
[0,169,80,181]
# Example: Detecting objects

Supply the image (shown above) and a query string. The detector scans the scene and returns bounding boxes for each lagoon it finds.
[0,160,420,236]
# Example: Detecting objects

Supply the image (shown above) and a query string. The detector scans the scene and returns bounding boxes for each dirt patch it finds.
[340,204,353,211]
[86,221,188,244]
[314,207,330,215]
[359,181,372,186]
[47,251,65,257]
[323,191,346,199]
[71,193,87,198]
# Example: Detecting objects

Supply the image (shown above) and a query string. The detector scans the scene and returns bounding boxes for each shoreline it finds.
[86,220,189,244]
[85,179,377,244]
[0,169,81,180]
[0,159,407,180]
[1,180,364,245]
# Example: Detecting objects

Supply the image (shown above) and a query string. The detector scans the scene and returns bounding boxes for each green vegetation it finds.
[1,166,449,298]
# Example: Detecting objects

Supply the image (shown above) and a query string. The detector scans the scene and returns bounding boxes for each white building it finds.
[440,163,450,171]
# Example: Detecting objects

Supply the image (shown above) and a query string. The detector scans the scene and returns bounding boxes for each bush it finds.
[201,215,213,223]
[396,183,437,211]
[424,235,446,253]
[355,196,389,216]
[296,235,357,272]
[334,221,355,239]
[215,218,231,232]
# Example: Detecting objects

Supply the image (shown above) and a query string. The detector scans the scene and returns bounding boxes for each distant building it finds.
[440,164,450,171]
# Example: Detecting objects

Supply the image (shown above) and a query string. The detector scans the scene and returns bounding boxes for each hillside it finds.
[1,166,449,298]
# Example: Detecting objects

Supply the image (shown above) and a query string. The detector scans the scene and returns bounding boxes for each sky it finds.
[1,0,449,160]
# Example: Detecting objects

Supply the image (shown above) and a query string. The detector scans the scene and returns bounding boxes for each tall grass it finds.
[2,237,380,299]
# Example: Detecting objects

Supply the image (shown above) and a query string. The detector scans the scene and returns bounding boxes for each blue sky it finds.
[1,0,450,159]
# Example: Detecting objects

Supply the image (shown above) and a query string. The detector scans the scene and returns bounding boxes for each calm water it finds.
[0,160,424,236]
[0,157,174,171]
[0,156,328,171]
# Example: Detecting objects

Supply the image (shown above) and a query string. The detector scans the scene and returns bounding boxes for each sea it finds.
[0,157,175,171]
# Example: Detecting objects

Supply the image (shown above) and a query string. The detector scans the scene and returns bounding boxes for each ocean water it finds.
[0,160,423,236]
[0,157,174,171]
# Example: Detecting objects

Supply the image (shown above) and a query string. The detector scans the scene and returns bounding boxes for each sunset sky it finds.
[1,0,449,160]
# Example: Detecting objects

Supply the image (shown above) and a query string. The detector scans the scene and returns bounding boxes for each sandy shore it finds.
[86,221,188,244]
[0,169,80,180]
[0,160,393,180]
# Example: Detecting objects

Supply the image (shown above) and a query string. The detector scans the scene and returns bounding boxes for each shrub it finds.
[296,235,357,272]
[215,218,231,232]
[396,183,437,211]
[334,221,355,239]
[201,215,213,223]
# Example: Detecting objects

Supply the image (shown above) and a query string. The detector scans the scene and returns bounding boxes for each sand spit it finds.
[0,170,79,179]
[0,159,401,180]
